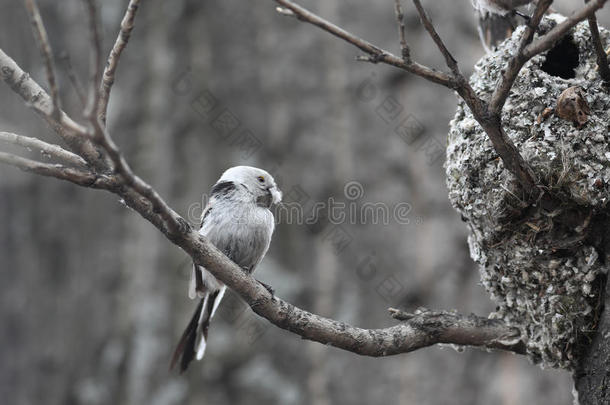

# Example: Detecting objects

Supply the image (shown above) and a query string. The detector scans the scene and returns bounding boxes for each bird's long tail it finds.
[170,286,226,373]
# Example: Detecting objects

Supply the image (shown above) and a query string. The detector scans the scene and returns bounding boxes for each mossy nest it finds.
[446,15,610,369]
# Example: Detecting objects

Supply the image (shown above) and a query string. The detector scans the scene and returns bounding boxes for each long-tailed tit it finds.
[171,166,282,372]
[473,0,534,52]
[471,0,534,16]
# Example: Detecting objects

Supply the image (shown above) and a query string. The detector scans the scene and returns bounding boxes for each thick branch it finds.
[185,238,524,356]
[0,131,88,167]
[113,178,525,356]
[98,0,141,124]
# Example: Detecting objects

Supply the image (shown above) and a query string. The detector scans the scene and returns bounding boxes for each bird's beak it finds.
[269,186,282,205]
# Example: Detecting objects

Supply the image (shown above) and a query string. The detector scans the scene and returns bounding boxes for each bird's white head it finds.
[219,166,282,208]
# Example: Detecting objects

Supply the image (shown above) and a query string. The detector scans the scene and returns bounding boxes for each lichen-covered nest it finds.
[446,15,610,369]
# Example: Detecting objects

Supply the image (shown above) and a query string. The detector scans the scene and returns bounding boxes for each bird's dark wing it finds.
[198,181,236,229]
[210,180,236,198]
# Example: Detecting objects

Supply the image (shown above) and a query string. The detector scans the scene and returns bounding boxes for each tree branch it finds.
[585,0,610,83]
[489,0,552,115]
[98,0,141,124]
[274,0,456,88]
[82,0,103,119]
[115,178,525,355]
[0,151,114,188]
[523,0,608,58]
[393,0,411,63]
[412,0,459,76]
[273,0,540,197]
[23,0,61,120]
[0,131,88,168]
[182,233,525,356]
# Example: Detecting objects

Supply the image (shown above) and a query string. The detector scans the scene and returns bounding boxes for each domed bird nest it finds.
[446,15,610,369]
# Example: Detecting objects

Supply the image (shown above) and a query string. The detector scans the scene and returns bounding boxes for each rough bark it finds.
[573,214,610,404]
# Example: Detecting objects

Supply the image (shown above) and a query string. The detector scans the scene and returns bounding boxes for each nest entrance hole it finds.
[541,34,579,79]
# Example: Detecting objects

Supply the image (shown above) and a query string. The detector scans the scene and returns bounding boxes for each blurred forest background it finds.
[1,1,608,404]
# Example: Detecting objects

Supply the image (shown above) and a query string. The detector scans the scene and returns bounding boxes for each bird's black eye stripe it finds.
[211,181,236,196]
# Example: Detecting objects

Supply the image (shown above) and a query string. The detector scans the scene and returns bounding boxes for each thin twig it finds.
[0,131,88,168]
[99,0,141,124]
[412,0,459,76]
[489,0,552,114]
[490,0,608,114]
[58,52,87,105]
[585,0,610,83]
[273,0,455,87]
[393,0,411,63]
[0,151,115,188]
[82,0,103,119]
[524,0,608,58]
[23,0,61,120]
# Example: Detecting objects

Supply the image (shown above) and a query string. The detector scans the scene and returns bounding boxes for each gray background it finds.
[1,1,607,404]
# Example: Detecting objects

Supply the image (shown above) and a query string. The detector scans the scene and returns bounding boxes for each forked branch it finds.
[274,0,608,197]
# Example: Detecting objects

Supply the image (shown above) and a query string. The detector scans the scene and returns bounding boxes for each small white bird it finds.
[171,166,282,372]
[471,0,534,16]
[473,0,534,52]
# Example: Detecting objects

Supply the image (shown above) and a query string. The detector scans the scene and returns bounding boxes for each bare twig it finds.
[393,0,411,63]
[23,0,61,119]
[585,0,610,83]
[58,52,87,105]
[275,6,295,16]
[274,0,455,87]
[412,0,459,76]
[0,131,88,168]
[0,151,114,188]
[82,0,103,119]
[99,0,141,124]
[524,0,608,58]
[489,0,553,114]
[490,0,608,114]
